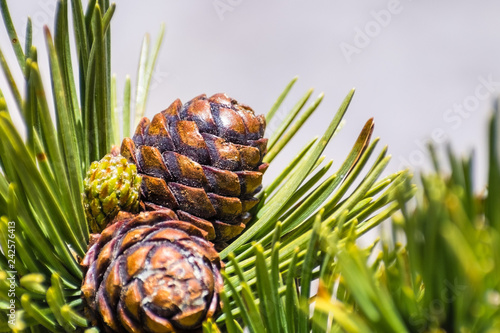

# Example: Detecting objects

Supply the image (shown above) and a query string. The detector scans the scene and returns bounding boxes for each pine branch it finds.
[0,0,164,330]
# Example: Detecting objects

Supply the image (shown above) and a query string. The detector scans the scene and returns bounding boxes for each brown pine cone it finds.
[81,210,223,332]
[121,93,268,247]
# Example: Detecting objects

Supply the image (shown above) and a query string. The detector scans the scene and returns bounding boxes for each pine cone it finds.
[83,152,142,233]
[81,210,223,332]
[121,93,268,246]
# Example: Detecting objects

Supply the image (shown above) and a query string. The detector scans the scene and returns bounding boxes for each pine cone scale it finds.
[119,227,152,252]
[236,170,263,195]
[183,97,218,134]
[212,106,247,144]
[142,309,175,333]
[234,144,261,169]
[121,280,142,318]
[138,146,172,180]
[162,151,208,188]
[202,133,241,170]
[132,117,151,147]
[172,121,210,164]
[141,175,179,209]
[176,211,216,240]
[104,259,122,305]
[202,165,241,196]
[125,243,153,278]
[168,182,217,218]
[145,113,176,152]
[241,198,259,212]
[208,193,242,220]
[213,220,245,241]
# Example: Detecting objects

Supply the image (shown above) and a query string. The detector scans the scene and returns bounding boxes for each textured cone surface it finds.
[83,152,142,233]
[81,210,223,333]
[121,93,268,245]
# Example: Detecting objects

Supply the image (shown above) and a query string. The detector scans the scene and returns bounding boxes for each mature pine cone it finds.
[121,93,268,246]
[81,210,223,332]
[83,152,142,233]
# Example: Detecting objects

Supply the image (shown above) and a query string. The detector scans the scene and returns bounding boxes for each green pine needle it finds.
[0,0,417,332]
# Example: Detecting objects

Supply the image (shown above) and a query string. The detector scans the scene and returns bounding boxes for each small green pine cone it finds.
[83,153,142,233]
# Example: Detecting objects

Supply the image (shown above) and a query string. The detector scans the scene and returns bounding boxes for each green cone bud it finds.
[83,153,142,233]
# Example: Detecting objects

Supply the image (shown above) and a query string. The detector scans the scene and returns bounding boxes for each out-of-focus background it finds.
[2,1,500,187]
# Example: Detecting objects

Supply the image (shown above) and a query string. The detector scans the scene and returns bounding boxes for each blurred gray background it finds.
[2,0,500,188]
